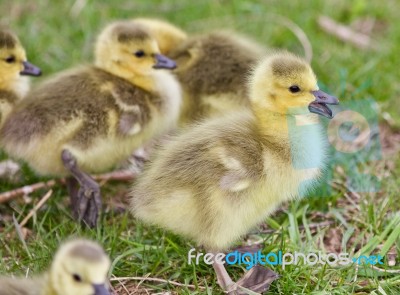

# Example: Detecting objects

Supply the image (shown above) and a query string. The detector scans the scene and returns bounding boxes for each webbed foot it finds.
[62,150,102,227]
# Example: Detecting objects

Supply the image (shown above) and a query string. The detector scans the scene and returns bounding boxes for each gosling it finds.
[1,21,181,227]
[131,52,339,293]
[0,239,111,295]
[168,31,265,125]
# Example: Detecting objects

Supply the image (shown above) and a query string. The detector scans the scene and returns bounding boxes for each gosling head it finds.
[0,27,41,94]
[249,52,339,119]
[95,21,176,80]
[48,239,111,295]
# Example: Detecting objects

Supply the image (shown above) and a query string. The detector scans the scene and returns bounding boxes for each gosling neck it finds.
[98,62,158,93]
[252,106,291,143]
[0,76,29,99]
[252,104,320,142]
[126,72,158,93]
[254,104,326,174]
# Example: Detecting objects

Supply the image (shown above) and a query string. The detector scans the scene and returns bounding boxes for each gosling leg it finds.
[61,149,101,227]
[65,176,79,218]
[212,258,237,294]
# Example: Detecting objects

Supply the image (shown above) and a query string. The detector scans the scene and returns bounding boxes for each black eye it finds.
[134,50,145,58]
[72,274,82,282]
[289,85,301,93]
[5,56,15,63]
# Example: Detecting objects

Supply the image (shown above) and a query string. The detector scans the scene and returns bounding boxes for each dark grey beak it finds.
[93,283,110,295]
[308,90,339,119]
[20,61,42,76]
[153,53,176,69]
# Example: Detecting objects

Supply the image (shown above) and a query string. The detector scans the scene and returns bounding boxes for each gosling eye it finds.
[72,274,82,282]
[5,56,16,64]
[134,50,145,58]
[289,85,301,93]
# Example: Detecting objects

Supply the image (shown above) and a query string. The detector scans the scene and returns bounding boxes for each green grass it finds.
[1,0,400,294]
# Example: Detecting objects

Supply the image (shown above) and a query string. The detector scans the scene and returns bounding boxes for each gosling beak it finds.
[153,53,176,70]
[93,283,110,295]
[308,90,339,119]
[20,61,42,76]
